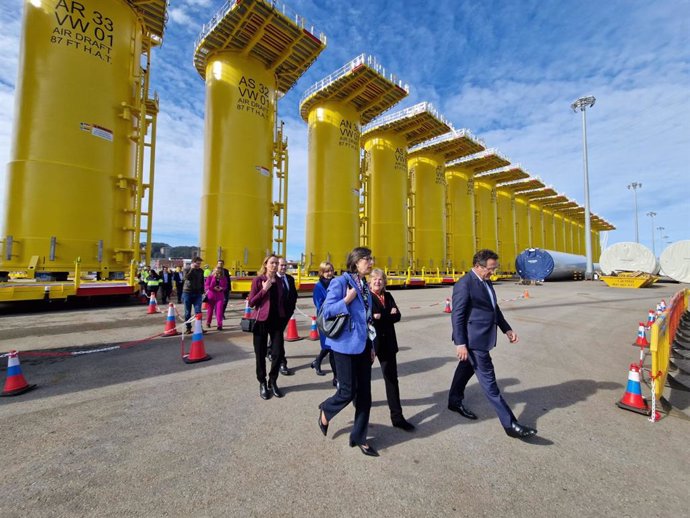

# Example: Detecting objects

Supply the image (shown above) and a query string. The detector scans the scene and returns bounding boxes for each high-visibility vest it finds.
[147,277,160,288]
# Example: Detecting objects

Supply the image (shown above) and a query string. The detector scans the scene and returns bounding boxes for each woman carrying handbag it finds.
[317,247,379,457]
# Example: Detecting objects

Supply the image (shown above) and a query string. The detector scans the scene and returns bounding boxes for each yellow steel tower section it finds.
[408,131,485,272]
[475,167,529,272]
[300,54,408,272]
[551,200,578,254]
[1,0,167,281]
[446,150,510,271]
[541,195,569,252]
[510,178,546,252]
[361,103,450,272]
[194,0,326,272]
[492,170,534,272]
[522,187,557,249]
[562,207,586,255]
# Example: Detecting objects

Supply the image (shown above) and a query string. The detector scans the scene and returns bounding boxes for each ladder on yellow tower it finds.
[120,40,158,271]
[359,150,370,248]
[272,120,288,258]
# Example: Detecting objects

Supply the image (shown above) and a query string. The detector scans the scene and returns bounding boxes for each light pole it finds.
[571,95,596,279]
[646,211,657,255]
[657,226,665,252]
[627,182,642,242]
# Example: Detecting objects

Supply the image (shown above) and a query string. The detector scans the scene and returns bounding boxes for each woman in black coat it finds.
[369,268,414,431]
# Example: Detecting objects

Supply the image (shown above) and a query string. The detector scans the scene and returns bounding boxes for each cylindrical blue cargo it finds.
[515,248,587,281]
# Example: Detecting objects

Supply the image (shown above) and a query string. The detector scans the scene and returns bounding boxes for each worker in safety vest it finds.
[203,265,212,279]
[146,269,161,297]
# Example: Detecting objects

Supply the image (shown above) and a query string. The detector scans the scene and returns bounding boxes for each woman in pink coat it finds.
[205,266,229,330]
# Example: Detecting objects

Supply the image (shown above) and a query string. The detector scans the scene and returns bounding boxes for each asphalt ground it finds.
[1,281,689,517]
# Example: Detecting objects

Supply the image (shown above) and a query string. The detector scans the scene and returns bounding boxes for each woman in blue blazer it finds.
[318,247,379,457]
[310,261,338,385]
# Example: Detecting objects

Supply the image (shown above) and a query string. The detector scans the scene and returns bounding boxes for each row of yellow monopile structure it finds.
[1,0,615,289]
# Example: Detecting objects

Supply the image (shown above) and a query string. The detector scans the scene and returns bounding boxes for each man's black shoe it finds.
[259,381,271,400]
[279,364,293,376]
[269,380,284,398]
[392,419,415,431]
[448,403,478,420]
[504,421,537,439]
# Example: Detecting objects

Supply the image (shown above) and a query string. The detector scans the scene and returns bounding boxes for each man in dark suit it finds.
[159,265,173,304]
[275,257,297,375]
[448,249,537,439]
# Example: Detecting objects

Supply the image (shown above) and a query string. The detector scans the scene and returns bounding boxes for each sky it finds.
[1,0,688,260]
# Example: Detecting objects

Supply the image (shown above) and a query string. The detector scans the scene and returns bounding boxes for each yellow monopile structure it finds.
[474,166,529,272]
[1,0,167,280]
[408,131,485,272]
[549,200,579,253]
[523,187,557,249]
[562,207,586,255]
[511,178,546,252]
[300,54,408,271]
[361,102,450,272]
[194,0,326,272]
[492,170,534,272]
[541,195,569,252]
[446,149,510,271]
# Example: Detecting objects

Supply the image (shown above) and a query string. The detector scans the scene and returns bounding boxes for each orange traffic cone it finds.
[202,300,209,312]
[443,298,452,313]
[163,303,180,336]
[645,309,656,328]
[285,316,303,342]
[634,322,649,347]
[616,364,649,415]
[183,314,211,364]
[1,350,36,397]
[523,290,530,299]
[308,316,319,341]
[147,292,159,314]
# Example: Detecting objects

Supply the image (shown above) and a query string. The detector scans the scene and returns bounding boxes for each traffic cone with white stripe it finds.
[616,363,649,415]
[656,303,663,317]
[1,351,36,397]
[308,316,319,341]
[147,292,159,314]
[659,299,667,312]
[163,303,179,336]
[285,316,303,342]
[634,322,649,347]
[243,298,252,319]
[443,298,452,313]
[183,314,211,364]
[645,309,656,328]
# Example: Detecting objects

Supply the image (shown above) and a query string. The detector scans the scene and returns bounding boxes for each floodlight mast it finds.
[627,182,642,243]
[646,211,657,255]
[571,96,596,279]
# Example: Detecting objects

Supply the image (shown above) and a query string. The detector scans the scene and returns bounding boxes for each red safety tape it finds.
[5,331,165,359]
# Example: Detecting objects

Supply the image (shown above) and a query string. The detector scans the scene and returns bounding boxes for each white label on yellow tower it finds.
[51,1,115,64]
[81,122,113,141]
[256,166,270,177]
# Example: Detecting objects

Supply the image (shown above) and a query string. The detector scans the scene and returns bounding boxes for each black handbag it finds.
[240,318,256,333]
[316,307,349,339]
